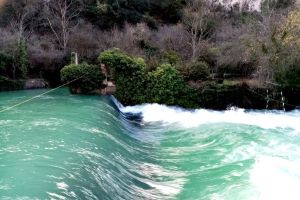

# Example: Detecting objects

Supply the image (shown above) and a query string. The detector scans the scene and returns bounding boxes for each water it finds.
[0,89,300,200]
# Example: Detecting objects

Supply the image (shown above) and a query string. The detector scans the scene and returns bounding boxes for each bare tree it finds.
[183,0,214,60]
[44,0,82,51]
[253,1,288,83]
[9,0,39,43]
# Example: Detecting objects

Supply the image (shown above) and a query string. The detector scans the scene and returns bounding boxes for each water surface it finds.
[0,89,300,200]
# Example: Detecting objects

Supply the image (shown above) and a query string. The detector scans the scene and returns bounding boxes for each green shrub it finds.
[146,63,186,105]
[99,49,147,104]
[15,40,30,79]
[98,49,192,106]
[0,52,14,78]
[275,62,300,87]
[183,61,210,81]
[60,63,105,94]
[99,48,146,75]
[0,52,13,70]
[162,50,182,66]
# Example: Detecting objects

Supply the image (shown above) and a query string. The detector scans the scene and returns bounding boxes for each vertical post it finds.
[281,91,285,112]
[71,52,78,65]
[75,53,78,65]
[266,89,269,110]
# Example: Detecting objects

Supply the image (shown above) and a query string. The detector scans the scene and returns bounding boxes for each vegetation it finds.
[99,49,195,107]
[61,63,105,93]
[0,0,299,108]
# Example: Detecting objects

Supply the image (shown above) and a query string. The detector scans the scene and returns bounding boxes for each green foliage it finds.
[15,41,30,79]
[146,64,187,105]
[139,40,159,60]
[0,52,13,71]
[84,0,184,29]
[98,49,196,107]
[275,61,300,87]
[183,61,210,81]
[268,9,300,87]
[60,63,105,93]
[99,48,146,75]
[99,48,147,104]
[261,0,295,11]
[162,50,182,66]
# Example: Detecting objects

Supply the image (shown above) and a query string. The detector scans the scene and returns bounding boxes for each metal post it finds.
[281,91,285,112]
[266,89,269,110]
[75,53,78,65]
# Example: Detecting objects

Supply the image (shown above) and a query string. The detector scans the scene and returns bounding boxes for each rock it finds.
[24,79,47,89]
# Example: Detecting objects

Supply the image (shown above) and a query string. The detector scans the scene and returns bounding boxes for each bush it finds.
[60,63,105,94]
[99,48,147,104]
[146,63,187,105]
[98,49,193,106]
[99,48,146,75]
[162,50,182,66]
[183,61,210,81]
[0,52,14,78]
[15,40,30,78]
[275,62,300,87]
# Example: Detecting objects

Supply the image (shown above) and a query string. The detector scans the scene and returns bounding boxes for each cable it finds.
[0,74,86,113]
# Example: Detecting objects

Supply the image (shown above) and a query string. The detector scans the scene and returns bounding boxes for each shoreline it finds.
[1,83,299,111]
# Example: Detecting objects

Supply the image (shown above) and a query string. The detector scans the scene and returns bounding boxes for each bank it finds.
[0,77,47,91]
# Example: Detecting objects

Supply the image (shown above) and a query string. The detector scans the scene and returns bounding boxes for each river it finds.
[0,89,300,200]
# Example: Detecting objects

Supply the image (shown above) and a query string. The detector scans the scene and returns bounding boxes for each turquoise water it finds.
[0,89,300,200]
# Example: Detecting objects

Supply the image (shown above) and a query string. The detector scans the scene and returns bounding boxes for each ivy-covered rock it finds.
[99,48,146,75]
[99,49,194,107]
[99,48,147,104]
[60,63,105,94]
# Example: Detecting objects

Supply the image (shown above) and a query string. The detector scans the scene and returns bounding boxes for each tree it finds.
[183,0,214,60]
[253,1,293,83]
[44,0,82,51]
[273,8,300,86]
[15,40,30,78]
[8,0,39,43]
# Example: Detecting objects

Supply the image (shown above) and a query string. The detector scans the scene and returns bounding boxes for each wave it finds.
[250,155,300,200]
[113,98,300,131]
[2,90,300,200]
[110,96,143,121]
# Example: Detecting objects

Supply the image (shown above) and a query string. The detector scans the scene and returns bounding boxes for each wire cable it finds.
[0,74,86,113]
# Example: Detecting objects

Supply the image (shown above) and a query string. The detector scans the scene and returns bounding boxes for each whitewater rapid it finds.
[121,103,300,130]
[118,101,300,200]
[1,90,300,200]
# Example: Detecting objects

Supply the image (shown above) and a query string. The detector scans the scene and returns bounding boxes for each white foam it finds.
[56,182,69,191]
[250,156,300,200]
[121,104,300,130]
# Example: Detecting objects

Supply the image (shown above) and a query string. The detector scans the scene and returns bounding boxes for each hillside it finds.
[0,0,299,109]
